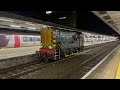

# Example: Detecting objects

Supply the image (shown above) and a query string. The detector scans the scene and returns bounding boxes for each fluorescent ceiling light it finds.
[26,22,35,25]
[28,27,36,29]
[59,17,66,19]
[10,25,21,28]
[43,25,47,28]
[0,18,14,22]
[46,11,52,14]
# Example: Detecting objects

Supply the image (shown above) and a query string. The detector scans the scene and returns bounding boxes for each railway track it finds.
[65,42,120,79]
[0,61,43,79]
[0,41,119,79]
[84,41,117,50]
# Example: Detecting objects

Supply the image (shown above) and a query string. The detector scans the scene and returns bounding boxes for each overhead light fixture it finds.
[28,27,36,30]
[46,11,52,14]
[26,22,35,25]
[59,17,66,20]
[43,25,47,28]
[0,18,14,22]
[10,25,21,28]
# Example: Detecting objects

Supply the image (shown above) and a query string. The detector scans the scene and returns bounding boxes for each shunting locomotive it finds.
[36,26,84,62]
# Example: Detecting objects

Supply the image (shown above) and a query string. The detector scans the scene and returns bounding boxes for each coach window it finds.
[30,37,32,41]
[35,38,37,41]
[38,38,40,41]
[33,37,38,41]
[23,37,30,42]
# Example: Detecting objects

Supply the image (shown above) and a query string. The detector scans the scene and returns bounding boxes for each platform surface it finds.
[83,44,120,79]
[0,46,40,60]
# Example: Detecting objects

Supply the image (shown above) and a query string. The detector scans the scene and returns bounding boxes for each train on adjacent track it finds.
[0,30,40,48]
[36,26,119,62]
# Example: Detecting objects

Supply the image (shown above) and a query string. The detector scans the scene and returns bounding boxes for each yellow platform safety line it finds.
[115,62,120,79]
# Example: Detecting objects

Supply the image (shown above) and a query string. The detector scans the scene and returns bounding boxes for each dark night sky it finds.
[8,11,120,36]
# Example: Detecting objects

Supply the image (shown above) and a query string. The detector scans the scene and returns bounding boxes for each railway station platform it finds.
[84,40,116,46]
[0,46,40,60]
[82,44,120,79]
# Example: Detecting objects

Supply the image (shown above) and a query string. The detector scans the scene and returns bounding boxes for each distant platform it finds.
[0,46,40,60]
[84,40,116,46]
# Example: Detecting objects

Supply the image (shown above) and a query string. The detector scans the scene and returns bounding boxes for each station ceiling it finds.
[0,16,49,31]
[92,11,120,35]
[0,11,119,36]
[106,11,120,34]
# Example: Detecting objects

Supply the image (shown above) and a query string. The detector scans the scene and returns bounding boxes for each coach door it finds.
[14,35,20,47]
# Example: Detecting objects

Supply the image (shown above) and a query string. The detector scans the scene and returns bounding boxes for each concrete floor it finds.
[0,46,40,60]
[85,45,120,79]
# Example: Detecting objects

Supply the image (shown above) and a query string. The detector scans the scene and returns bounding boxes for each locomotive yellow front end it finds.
[37,27,57,62]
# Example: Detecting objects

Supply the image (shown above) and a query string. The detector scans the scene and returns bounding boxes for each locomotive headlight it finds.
[49,45,52,49]
[52,40,56,43]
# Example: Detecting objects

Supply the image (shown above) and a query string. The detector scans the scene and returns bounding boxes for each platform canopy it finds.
[106,11,120,34]
[0,11,120,36]
[0,12,51,31]
[0,11,79,32]
[92,11,120,35]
